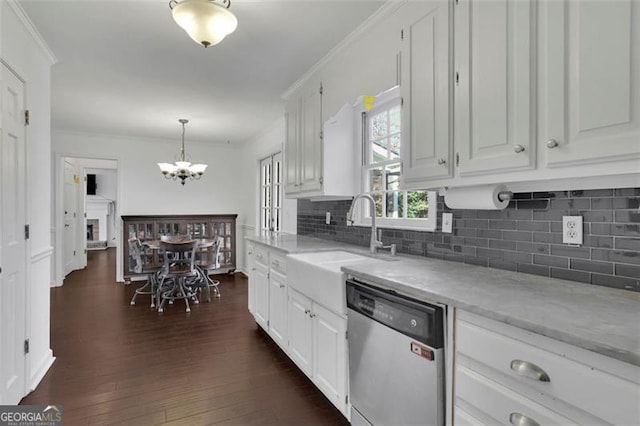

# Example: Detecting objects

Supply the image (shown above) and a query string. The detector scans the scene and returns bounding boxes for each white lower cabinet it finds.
[454,310,640,425]
[247,243,288,351]
[287,287,349,416]
[312,302,347,411]
[268,268,287,349]
[246,242,255,314]
[287,288,313,376]
[253,259,269,330]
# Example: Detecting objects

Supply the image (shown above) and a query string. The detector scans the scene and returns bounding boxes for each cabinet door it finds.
[285,103,300,194]
[455,0,535,175]
[312,303,347,413]
[540,0,640,168]
[287,289,313,376]
[246,243,255,314]
[300,84,323,192]
[253,261,269,330]
[401,0,452,184]
[268,269,288,349]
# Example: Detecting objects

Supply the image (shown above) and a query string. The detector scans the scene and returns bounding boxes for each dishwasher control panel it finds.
[346,279,444,349]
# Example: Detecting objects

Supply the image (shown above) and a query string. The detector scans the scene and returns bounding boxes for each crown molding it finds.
[6,0,58,65]
[281,0,407,101]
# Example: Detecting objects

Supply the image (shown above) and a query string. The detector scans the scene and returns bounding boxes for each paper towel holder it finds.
[441,186,513,202]
[498,191,513,202]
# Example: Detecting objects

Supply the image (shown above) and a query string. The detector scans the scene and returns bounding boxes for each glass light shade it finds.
[171,0,238,47]
[175,161,192,170]
[190,164,208,174]
[158,163,178,174]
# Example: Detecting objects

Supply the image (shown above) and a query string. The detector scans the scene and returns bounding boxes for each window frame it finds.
[352,86,438,232]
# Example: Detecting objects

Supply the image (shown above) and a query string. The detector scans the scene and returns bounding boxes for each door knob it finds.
[514,145,525,153]
[546,139,559,149]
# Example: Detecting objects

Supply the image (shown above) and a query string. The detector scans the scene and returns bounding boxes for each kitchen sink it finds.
[287,250,372,315]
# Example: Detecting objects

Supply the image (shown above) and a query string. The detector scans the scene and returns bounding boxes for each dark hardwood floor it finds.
[22,248,349,426]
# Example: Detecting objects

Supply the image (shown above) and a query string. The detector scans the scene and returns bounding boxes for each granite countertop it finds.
[246,234,640,367]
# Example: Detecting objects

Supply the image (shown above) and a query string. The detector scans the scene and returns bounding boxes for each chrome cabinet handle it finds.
[304,309,310,315]
[514,144,525,153]
[546,139,559,149]
[278,283,285,288]
[256,253,263,259]
[437,158,446,165]
[272,259,280,266]
[510,359,550,382]
[510,412,540,426]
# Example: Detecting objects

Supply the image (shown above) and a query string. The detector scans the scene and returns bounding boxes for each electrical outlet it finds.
[346,213,352,226]
[442,213,453,233]
[325,211,331,225]
[562,216,583,245]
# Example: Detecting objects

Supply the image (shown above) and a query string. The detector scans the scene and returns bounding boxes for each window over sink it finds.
[354,86,437,231]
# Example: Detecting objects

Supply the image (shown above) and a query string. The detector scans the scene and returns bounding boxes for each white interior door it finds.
[0,63,27,405]
[63,159,77,275]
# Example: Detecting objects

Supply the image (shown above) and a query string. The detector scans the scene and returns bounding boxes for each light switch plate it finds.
[325,211,331,225]
[562,216,583,245]
[442,213,453,233]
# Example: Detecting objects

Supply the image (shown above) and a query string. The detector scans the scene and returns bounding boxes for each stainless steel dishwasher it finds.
[346,278,445,426]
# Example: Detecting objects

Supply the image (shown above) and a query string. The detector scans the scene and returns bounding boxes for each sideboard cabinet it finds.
[122,214,237,279]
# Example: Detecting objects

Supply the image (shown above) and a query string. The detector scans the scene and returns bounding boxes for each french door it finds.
[259,152,283,234]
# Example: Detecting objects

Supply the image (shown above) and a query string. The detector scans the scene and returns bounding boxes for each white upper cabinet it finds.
[284,102,300,195]
[285,82,356,199]
[401,0,452,184]
[455,0,536,176]
[285,83,322,195]
[300,84,323,192]
[540,0,640,168]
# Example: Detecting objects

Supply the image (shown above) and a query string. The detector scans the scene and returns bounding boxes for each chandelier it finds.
[169,0,238,48]
[158,119,208,185]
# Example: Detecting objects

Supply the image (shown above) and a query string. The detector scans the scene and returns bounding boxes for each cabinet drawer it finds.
[456,311,640,425]
[456,365,576,425]
[270,253,286,275]
[253,245,268,266]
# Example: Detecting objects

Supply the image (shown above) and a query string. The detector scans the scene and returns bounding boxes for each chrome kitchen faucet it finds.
[347,193,396,255]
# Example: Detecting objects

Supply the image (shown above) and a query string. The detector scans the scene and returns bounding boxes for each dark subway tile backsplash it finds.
[297,188,640,292]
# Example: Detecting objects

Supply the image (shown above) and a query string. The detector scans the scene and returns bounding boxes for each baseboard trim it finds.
[29,350,55,392]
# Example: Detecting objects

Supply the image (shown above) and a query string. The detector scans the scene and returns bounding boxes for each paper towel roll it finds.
[444,185,510,210]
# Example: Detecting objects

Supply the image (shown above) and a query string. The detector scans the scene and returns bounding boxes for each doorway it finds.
[55,157,118,285]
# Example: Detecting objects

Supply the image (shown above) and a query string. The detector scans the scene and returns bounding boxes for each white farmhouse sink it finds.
[287,250,371,315]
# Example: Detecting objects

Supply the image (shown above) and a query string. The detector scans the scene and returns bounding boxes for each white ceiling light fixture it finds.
[169,0,238,48]
[158,119,208,186]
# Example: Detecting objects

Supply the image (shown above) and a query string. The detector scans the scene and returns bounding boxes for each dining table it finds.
[142,236,221,311]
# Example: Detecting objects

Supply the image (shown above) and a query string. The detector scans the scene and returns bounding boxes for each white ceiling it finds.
[20,0,384,144]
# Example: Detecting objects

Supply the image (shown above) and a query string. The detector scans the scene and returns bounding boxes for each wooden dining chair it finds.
[156,238,200,313]
[128,238,162,308]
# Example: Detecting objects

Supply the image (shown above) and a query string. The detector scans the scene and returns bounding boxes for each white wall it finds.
[53,130,246,281]
[1,0,56,399]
